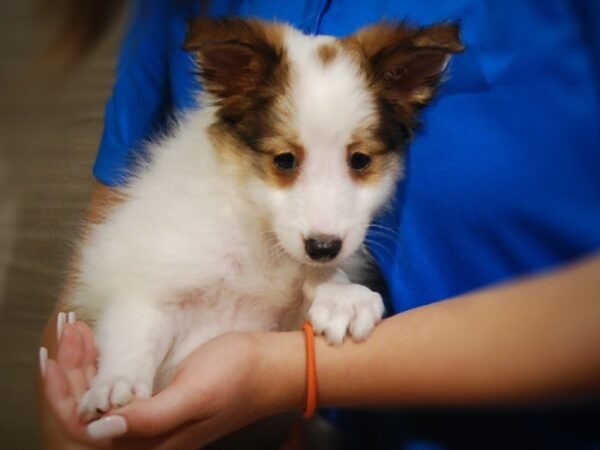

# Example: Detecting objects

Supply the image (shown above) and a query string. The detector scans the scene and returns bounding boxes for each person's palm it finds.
[43,317,266,449]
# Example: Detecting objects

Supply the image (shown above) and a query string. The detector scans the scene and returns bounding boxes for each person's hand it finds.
[41,313,304,449]
[106,329,286,449]
[41,313,104,445]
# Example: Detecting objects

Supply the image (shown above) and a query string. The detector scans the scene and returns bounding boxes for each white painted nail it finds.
[56,312,66,341]
[39,347,48,378]
[87,415,128,440]
[67,311,76,324]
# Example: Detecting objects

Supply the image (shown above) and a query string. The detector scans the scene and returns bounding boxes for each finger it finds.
[44,359,91,443]
[56,323,91,401]
[56,312,66,343]
[45,358,70,401]
[67,311,77,325]
[65,367,89,402]
[75,321,99,366]
[39,346,48,379]
[75,321,99,385]
[57,324,85,369]
[110,385,200,438]
[87,418,165,449]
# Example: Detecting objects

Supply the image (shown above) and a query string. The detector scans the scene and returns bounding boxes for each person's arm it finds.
[297,253,600,407]
[42,253,600,447]
[78,253,598,449]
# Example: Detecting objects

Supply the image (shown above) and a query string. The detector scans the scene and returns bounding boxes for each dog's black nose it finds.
[304,235,342,262]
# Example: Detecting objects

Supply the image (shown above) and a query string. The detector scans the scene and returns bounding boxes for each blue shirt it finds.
[94,1,600,448]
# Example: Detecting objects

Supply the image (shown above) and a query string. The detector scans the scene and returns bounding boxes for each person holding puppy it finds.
[40,0,600,449]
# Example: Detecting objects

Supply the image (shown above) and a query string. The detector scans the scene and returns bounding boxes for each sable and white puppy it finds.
[71,18,462,419]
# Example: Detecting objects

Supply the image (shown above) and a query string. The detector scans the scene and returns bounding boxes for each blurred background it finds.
[0,1,123,448]
[0,1,598,449]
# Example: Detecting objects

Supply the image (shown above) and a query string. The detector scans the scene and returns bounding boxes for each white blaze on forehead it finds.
[269,28,382,241]
[283,28,377,151]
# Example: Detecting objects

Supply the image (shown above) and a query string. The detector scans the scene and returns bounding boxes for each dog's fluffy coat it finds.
[70,18,462,418]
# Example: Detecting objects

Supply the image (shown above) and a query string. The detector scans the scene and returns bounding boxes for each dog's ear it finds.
[345,22,463,111]
[184,18,285,99]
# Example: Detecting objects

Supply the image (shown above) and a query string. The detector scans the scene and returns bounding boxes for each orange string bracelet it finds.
[302,321,318,419]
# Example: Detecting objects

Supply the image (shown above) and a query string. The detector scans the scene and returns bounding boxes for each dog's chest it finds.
[171,239,306,331]
[155,247,305,385]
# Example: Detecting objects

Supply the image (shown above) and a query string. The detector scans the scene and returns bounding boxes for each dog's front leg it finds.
[78,298,173,421]
[303,269,385,345]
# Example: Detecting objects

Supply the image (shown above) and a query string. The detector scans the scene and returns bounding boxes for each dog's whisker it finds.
[366,222,398,234]
[364,238,396,260]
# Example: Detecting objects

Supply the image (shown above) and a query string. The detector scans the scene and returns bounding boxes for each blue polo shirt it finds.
[94,1,600,448]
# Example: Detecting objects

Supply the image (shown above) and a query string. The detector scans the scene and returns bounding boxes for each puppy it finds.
[70,18,462,419]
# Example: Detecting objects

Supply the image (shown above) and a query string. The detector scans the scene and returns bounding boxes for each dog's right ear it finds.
[184,18,286,99]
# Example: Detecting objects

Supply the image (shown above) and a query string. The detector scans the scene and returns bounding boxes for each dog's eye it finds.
[349,152,372,172]
[273,153,297,172]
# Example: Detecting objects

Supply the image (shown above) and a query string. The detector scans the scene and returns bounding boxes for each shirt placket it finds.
[300,0,332,34]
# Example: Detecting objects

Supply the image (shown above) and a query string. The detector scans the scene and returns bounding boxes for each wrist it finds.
[252,331,306,416]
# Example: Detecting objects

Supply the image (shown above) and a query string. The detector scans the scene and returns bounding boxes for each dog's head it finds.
[185,18,462,266]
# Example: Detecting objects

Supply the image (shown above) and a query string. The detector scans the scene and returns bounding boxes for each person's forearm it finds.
[260,255,600,413]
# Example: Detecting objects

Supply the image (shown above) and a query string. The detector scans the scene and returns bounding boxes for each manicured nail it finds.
[87,415,128,440]
[56,312,66,341]
[67,311,76,324]
[39,347,48,378]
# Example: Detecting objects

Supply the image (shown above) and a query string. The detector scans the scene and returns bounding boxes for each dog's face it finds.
[185,19,462,265]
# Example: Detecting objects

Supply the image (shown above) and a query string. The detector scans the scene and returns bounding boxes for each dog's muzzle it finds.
[304,235,342,262]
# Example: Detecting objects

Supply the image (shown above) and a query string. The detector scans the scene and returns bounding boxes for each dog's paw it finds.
[78,377,152,421]
[308,283,385,345]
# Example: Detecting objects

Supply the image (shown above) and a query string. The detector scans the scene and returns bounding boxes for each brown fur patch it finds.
[184,18,289,120]
[346,130,402,184]
[317,43,338,65]
[342,21,463,72]
[208,120,305,189]
[187,18,461,190]
[185,18,306,189]
[345,24,462,108]
[412,23,464,52]
[342,21,463,153]
[267,142,305,188]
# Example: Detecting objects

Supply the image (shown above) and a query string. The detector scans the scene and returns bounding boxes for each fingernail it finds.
[87,415,128,440]
[67,311,76,324]
[56,312,66,342]
[39,347,48,378]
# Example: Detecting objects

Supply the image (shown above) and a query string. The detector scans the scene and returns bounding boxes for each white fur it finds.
[252,29,399,265]
[74,25,396,419]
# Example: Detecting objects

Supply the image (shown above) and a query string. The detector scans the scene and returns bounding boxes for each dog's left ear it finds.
[345,22,463,112]
[184,18,285,100]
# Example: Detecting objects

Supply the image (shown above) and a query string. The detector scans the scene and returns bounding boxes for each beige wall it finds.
[0,2,122,448]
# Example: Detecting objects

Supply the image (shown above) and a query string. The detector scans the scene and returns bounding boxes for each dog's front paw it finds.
[308,283,385,345]
[78,376,152,421]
